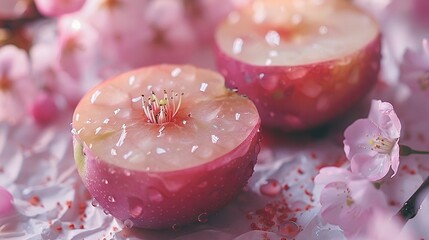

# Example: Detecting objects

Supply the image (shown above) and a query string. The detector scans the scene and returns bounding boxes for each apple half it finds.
[215,0,381,131]
[72,64,261,229]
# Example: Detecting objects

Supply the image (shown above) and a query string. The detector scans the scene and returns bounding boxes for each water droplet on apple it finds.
[129,204,143,218]
[148,188,164,203]
[91,198,99,207]
[101,179,109,184]
[265,30,281,46]
[103,209,110,215]
[124,219,134,228]
[197,212,209,223]
[260,179,282,197]
[278,221,300,237]
[108,167,116,174]
[123,169,131,176]
[232,38,244,54]
[107,195,116,203]
[171,224,181,231]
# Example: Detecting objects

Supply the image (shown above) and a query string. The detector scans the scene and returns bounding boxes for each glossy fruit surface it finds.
[215,0,381,131]
[72,64,261,229]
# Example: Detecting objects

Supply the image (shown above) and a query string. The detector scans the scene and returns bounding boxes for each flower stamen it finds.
[369,136,396,154]
[141,90,184,124]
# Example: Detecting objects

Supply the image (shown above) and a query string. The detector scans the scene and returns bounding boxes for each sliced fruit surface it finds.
[216,0,379,66]
[72,64,260,172]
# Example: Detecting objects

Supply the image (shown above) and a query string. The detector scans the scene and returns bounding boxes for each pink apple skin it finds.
[215,35,381,131]
[73,124,260,229]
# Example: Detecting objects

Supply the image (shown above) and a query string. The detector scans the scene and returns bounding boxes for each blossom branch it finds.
[396,176,429,223]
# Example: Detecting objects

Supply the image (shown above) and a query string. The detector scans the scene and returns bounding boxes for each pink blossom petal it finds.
[350,153,391,181]
[314,167,351,186]
[390,141,400,177]
[368,100,401,139]
[344,118,380,159]
[0,186,14,217]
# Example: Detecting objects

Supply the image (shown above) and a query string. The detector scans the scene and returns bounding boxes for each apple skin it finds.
[73,122,260,229]
[215,35,381,131]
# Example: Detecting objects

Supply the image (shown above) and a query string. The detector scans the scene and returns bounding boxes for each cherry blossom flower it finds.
[0,45,36,124]
[344,100,401,181]
[314,167,389,238]
[400,39,429,95]
[30,43,84,109]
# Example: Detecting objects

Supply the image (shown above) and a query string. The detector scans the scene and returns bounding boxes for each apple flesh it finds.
[72,64,261,229]
[215,0,381,131]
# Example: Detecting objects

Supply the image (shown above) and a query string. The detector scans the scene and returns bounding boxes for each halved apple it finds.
[215,0,381,131]
[72,64,261,229]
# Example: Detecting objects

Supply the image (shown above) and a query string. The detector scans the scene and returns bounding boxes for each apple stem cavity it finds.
[141,90,184,124]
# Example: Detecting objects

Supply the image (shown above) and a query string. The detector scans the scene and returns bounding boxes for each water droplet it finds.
[129,204,143,218]
[197,212,209,223]
[91,198,99,207]
[103,209,110,215]
[278,221,300,237]
[95,127,102,135]
[148,188,164,203]
[211,135,219,144]
[171,67,181,77]
[232,38,244,54]
[191,145,199,153]
[108,167,116,174]
[110,148,117,156]
[123,151,133,160]
[107,195,116,203]
[265,30,281,46]
[235,113,241,120]
[91,90,101,104]
[101,179,109,184]
[123,169,131,176]
[200,82,208,92]
[171,224,181,231]
[128,75,136,86]
[260,179,282,197]
[269,112,275,118]
[156,147,167,154]
[124,219,134,228]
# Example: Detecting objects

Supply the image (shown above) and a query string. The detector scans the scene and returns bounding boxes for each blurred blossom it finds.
[30,43,83,108]
[315,167,389,238]
[344,100,401,181]
[352,210,415,240]
[0,45,35,124]
[0,0,34,20]
[34,0,86,17]
[400,39,429,96]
